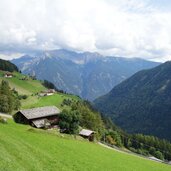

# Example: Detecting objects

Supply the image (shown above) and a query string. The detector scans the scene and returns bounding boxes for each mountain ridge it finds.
[12,49,160,101]
[94,61,171,141]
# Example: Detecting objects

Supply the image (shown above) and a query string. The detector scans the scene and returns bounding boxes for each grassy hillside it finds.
[0,120,170,171]
[0,71,45,95]
[0,70,79,111]
[21,93,78,110]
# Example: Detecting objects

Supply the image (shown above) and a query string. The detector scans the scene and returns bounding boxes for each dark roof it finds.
[19,106,60,120]
[5,72,13,76]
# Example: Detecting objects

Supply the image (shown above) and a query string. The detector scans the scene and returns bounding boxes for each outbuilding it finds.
[14,106,60,128]
[39,89,56,96]
[79,129,95,141]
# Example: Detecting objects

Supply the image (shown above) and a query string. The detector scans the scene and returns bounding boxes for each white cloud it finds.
[0,0,171,62]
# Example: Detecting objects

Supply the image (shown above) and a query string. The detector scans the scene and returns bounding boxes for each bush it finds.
[106,135,116,145]
[129,147,137,153]
[19,95,28,100]
[62,99,72,106]
[0,80,20,113]
[154,151,164,160]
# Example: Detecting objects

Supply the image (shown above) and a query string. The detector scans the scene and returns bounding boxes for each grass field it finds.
[0,120,171,171]
[21,93,79,110]
[0,71,79,111]
[0,71,45,95]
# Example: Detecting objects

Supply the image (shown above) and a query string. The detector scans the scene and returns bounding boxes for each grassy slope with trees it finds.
[0,70,79,111]
[0,119,171,171]
[1,69,171,161]
[1,60,171,165]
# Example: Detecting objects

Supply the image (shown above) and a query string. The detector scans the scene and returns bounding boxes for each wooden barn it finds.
[79,129,95,141]
[14,106,60,128]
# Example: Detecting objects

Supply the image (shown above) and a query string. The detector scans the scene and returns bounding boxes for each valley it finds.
[12,49,159,101]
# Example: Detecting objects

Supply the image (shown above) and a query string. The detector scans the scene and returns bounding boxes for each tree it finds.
[71,101,105,137]
[149,147,156,156]
[154,151,164,160]
[42,80,56,89]
[59,109,80,134]
[0,59,18,72]
[109,131,123,147]
[0,80,20,113]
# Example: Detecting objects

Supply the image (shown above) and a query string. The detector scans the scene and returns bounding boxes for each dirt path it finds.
[0,113,12,118]
[98,142,128,154]
[98,142,165,164]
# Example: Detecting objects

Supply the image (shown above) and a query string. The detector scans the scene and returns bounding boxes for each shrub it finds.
[19,95,28,100]
[154,151,164,160]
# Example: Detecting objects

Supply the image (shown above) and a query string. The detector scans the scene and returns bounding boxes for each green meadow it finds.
[0,120,170,171]
[0,71,171,171]
[0,71,79,111]
[0,71,45,95]
[21,93,79,110]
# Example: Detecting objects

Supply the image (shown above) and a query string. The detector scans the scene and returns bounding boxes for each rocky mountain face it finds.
[94,61,171,141]
[12,49,159,101]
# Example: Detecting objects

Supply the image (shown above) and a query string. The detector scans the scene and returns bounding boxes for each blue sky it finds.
[0,0,171,62]
[151,0,171,10]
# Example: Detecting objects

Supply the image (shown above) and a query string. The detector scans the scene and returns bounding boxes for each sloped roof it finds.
[19,106,60,120]
[79,129,94,136]
[32,119,50,128]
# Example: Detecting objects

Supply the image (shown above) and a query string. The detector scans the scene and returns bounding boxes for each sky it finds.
[0,0,171,62]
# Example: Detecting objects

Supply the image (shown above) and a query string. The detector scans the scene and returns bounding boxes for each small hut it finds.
[14,106,60,128]
[4,72,13,78]
[79,129,95,141]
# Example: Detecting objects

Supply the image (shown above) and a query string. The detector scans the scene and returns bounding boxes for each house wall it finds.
[13,112,29,124]
[31,115,59,124]
[44,115,59,125]
[80,134,95,141]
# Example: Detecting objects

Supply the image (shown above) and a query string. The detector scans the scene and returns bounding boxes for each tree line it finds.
[59,98,171,161]
[0,59,19,72]
[102,117,171,161]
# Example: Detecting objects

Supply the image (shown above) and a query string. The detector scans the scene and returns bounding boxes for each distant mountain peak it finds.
[11,49,160,101]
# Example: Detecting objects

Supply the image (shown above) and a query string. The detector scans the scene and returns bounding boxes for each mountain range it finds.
[12,49,159,101]
[94,61,171,141]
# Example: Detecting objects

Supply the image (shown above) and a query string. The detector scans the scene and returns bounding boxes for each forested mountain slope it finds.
[94,61,171,141]
[0,59,18,72]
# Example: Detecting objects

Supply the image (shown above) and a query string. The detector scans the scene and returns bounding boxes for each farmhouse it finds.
[14,106,60,128]
[79,129,95,141]
[4,72,13,78]
[39,89,56,96]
